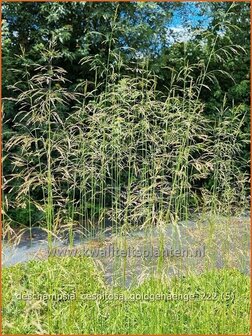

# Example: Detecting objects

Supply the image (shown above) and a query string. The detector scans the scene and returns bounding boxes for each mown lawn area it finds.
[2,256,250,334]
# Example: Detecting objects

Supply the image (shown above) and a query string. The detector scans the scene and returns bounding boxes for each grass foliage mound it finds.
[2,257,250,334]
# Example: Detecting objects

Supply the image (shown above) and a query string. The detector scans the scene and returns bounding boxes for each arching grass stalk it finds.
[46,60,53,251]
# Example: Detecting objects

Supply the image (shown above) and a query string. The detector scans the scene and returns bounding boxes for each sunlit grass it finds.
[2,257,250,334]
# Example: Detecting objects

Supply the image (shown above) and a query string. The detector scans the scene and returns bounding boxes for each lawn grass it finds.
[2,256,250,334]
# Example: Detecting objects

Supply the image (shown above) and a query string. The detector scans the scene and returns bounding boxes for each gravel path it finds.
[2,214,250,287]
